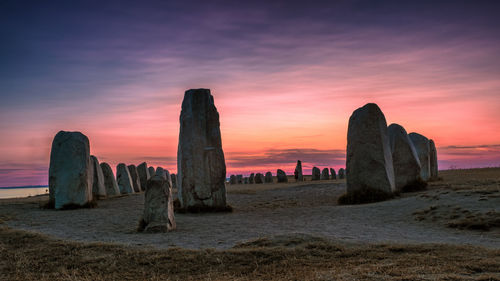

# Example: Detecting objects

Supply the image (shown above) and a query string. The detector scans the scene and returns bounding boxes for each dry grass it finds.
[0,226,499,281]
[429,168,500,194]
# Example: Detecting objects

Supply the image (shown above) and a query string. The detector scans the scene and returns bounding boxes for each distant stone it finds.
[409,133,431,181]
[49,131,93,209]
[429,139,438,180]
[321,168,330,180]
[117,163,134,194]
[346,103,395,195]
[140,175,176,232]
[148,167,156,178]
[264,172,273,183]
[171,173,177,189]
[229,175,237,184]
[311,167,321,181]
[137,162,150,192]
[100,162,120,196]
[338,168,345,179]
[243,177,249,184]
[177,89,227,211]
[164,169,173,189]
[330,168,336,179]
[127,164,141,193]
[249,173,255,184]
[90,155,107,199]
[388,124,423,191]
[294,160,304,181]
[155,167,166,180]
[254,173,265,184]
[277,169,288,183]
[236,175,243,184]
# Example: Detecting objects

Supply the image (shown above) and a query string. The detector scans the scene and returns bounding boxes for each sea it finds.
[0,186,49,199]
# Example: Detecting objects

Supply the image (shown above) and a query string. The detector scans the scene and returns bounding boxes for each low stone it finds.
[321,168,330,180]
[277,169,288,183]
[140,175,176,233]
[90,155,106,199]
[100,162,120,196]
[236,175,243,184]
[311,167,321,181]
[429,139,439,180]
[409,133,431,181]
[155,167,166,180]
[243,177,249,184]
[229,175,237,184]
[264,172,273,183]
[117,163,134,194]
[254,173,265,184]
[137,162,150,192]
[338,168,345,179]
[330,168,336,179]
[127,164,141,193]
[249,173,255,184]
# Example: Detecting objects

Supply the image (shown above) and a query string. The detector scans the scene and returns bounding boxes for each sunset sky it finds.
[1,0,500,187]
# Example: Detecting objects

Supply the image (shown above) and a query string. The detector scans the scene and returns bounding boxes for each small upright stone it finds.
[264,172,273,183]
[90,155,107,199]
[100,162,120,196]
[311,167,321,181]
[338,168,345,179]
[236,175,243,184]
[137,162,150,192]
[254,173,265,184]
[294,160,304,181]
[229,175,237,184]
[277,169,288,183]
[140,175,176,232]
[429,139,439,180]
[127,164,141,193]
[409,133,431,181]
[48,131,93,209]
[249,173,255,184]
[155,167,166,180]
[321,168,330,180]
[117,163,134,194]
[148,167,156,178]
[330,168,337,179]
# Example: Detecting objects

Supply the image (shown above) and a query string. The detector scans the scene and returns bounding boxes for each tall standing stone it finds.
[429,139,438,180]
[311,167,321,181]
[100,162,120,196]
[277,169,288,183]
[388,124,423,191]
[140,175,176,232]
[338,168,345,179]
[128,164,141,193]
[294,160,303,181]
[177,89,227,210]
[330,168,337,179]
[254,173,265,184]
[249,173,255,184]
[148,167,156,178]
[346,103,395,195]
[137,162,150,192]
[264,172,273,183]
[117,163,134,194]
[49,131,93,209]
[90,155,107,199]
[321,168,330,180]
[409,133,431,181]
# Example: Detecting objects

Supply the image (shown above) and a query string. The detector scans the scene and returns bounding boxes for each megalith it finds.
[321,168,330,180]
[338,168,345,179]
[90,155,107,199]
[264,172,273,183]
[409,132,431,181]
[117,163,134,194]
[429,139,439,180]
[140,175,176,232]
[148,167,156,178]
[127,164,141,193]
[229,175,237,184]
[311,167,321,181]
[254,173,265,184]
[277,169,288,183]
[100,162,120,196]
[249,173,255,184]
[137,162,150,191]
[294,160,303,181]
[330,168,337,179]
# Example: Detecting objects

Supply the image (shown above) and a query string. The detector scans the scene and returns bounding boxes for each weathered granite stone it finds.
[311,167,321,181]
[277,169,288,183]
[90,155,106,199]
[409,132,431,181]
[338,168,345,179]
[100,162,120,196]
[127,164,141,193]
[321,168,330,180]
[171,173,177,189]
[254,173,265,184]
[148,167,156,178]
[117,163,134,194]
[265,172,273,183]
[229,175,237,184]
[294,160,304,181]
[177,89,227,210]
[236,175,243,184]
[137,162,150,192]
[388,124,422,191]
[346,103,395,195]
[330,168,336,179]
[429,139,438,180]
[249,173,255,184]
[140,175,176,232]
[49,131,93,209]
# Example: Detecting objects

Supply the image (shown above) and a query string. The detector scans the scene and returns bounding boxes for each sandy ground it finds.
[1,170,499,250]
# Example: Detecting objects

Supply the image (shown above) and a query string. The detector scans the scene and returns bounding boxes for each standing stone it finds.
[236,175,243,184]
[140,175,176,232]
[311,167,321,181]
[429,139,438,180]
[338,168,345,179]
[294,160,304,181]
[254,173,265,184]
[137,162,150,192]
[177,89,227,210]
[388,124,423,191]
[155,167,166,180]
[100,162,120,196]
[48,131,93,209]
[148,167,156,178]
[249,173,255,184]
[276,169,288,183]
[346,103,395,195]
[117,163,134,194]
[264,172,273,183]
[164,169,173,189]
[330,168,337,179]
[243,177,249,184]
[229,175,237,184]
[171,173,177,189]
[90,155,107,199]
[127,164,141,193]
[409,133,431,181]
[321,168,330,180]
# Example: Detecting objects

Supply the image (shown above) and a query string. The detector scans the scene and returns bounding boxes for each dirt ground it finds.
[1,168,499,250]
